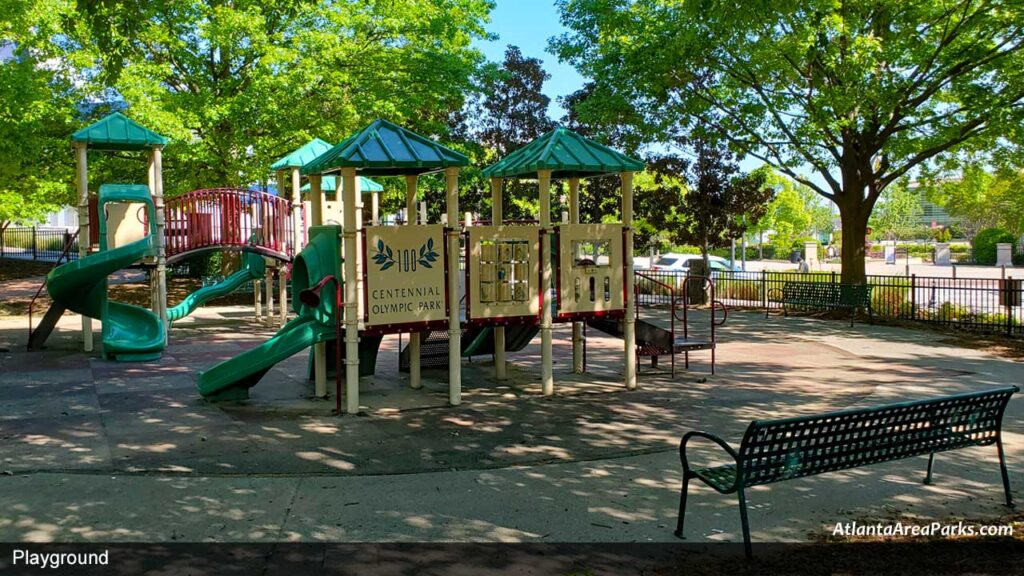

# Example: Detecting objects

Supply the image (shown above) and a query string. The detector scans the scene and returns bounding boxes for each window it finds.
[572,239,611,267]
[655,256,678,267]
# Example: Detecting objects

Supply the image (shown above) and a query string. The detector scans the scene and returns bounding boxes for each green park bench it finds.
[674,386,1019,557]
[767,280,873,326]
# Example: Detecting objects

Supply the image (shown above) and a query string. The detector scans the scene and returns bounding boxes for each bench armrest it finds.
[680,431,741,490]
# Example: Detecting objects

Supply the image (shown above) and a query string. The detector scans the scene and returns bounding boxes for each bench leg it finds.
[998,437,1014,507]
[674,472,691,539]
[924,453,935,485]
[738,487,752,559]
[850,307,855,328]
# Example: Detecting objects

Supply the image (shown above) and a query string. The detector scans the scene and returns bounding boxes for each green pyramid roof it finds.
[481,127,644,179]
[71,112,168,151]
[300,176,383,194]
[301,119,469,177]
[271,138,333,170]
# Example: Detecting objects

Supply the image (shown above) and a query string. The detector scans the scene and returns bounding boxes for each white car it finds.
[650,253,740,273]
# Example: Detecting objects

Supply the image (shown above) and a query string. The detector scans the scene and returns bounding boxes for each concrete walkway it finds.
[0,307,1020,546]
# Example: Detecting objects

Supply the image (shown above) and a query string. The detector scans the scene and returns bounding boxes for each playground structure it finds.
[29,113,723,409]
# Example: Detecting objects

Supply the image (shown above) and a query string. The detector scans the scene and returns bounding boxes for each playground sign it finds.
[363,225,447,328]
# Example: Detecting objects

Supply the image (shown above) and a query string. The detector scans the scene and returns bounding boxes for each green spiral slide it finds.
[46,184,166,361]
[167,251,265,322]
[196,225,342,401]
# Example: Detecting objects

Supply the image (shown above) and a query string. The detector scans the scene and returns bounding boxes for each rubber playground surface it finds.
[0,307,1021,559]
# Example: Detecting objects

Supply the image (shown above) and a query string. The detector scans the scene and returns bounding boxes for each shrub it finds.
[716,278,760,302]
[870,277,910,316]
[45,238,68,252]
[179,251,223,278]
[937,302,971,321]
[971,228,1015,265]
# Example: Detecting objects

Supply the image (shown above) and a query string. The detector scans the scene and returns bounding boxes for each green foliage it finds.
[870,278,911,316]
[178,251,223,278]
[552,0,1024,283]
[456,45,556,221]
[80,0,492,195]
[932,227,952,243]
[0,0,79,227]
[870,182,924,240]
[971,228,1016,265]
[751,169,835,258]
[651,139,774,264]
[921,164,1024,238]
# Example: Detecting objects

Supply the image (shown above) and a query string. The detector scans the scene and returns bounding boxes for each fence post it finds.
[1007,275,1014,337]
[910,274,917,321]
[0,226,4,258]
[31,225,37,260]
[831,270,836,285]
[761,269,767,310]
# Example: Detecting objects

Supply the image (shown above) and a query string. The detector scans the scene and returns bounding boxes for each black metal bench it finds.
[675,386,1018,557]
[767,281,873,326]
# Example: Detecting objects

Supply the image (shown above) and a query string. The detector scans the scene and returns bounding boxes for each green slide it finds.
[462,323,540,357]
[46,184,166,361]
[197,225,342,400]
[168,251,265,322]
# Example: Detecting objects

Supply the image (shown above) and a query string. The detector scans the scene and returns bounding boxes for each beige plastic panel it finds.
[105,202,148,250]
[557,223,624,314]
[467,225,540,321]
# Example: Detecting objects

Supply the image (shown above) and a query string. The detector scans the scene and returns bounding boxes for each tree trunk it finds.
[837,198,869,285]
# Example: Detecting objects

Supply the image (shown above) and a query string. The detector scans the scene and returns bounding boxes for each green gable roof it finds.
[300,176,383,194]
[271,138,333,170]
[481,127,644,179]
[301,119,469,177]
[71,112,168,151]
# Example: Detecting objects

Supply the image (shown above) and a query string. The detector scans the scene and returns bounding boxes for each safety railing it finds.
[165,188,294,262]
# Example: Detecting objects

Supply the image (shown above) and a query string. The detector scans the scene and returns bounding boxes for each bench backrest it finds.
[839,284,872,307]
[782,281,838,302]
[736,387,1018,487]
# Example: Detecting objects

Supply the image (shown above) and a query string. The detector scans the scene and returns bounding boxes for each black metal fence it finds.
[0,227,79,262]
[636,269,1024,337]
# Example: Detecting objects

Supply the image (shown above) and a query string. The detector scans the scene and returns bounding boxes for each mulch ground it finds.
[0,258,52,282]
[2,276,255,317]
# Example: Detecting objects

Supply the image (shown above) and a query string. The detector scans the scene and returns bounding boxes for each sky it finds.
[476,0,585,121]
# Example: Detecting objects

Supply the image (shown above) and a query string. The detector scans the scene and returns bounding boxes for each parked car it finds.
[649,253,740,273]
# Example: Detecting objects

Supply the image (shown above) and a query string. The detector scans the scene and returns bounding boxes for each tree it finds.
[921,164,1024,237]
[0,0,80,231]
[78,0,492,195]
[560,84,673,250]
[456,45,557,221]
[870,182,925,240]
[650,139,774,271]
[552,0,1024,283]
